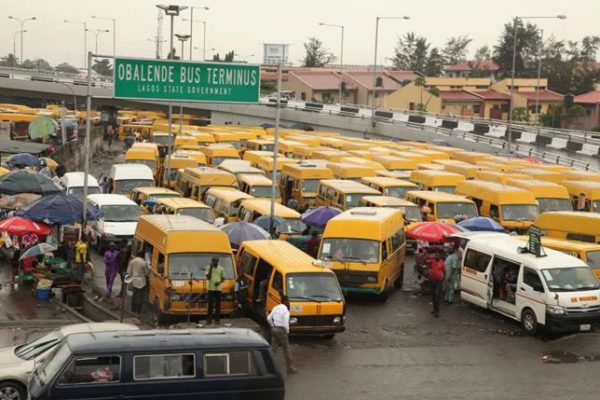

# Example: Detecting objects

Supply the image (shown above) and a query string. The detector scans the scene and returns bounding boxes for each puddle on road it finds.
[542,351,600,364]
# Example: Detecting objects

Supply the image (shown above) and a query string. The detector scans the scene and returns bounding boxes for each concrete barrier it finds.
[441,120,458,129]
[408,115,426,124]
[535,135,552,146]
[340,106,359,115]
[472,123,490,135]
[375,110,394,119]
[566,140,583,152]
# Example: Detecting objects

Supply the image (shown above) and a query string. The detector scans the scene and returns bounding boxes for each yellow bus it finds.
[409,170,465,193]
[130,187,181,213]
[339,157,385,171]
[238,199,306,238]
[174,149,208,167]
[513,168,565,184]
[391,151,432,164]
[210,131,243,150]
[243,150,274,166]
[256,156,298,180]
[238,174,281,202]
[198,145,241,166]
[154,197,215,224]
[405,191,478,223]
[118,123,153,140]
[360,176,418,198]
[311,149,350,162]
[219,163,266,181]
[534,211,600,243]
[505,179,572,212]
[451,151,492,164]
[560,170,600,182]
[476,161,524,172]
[279,162,334,210]
[327,162,376,181]
[409,149,450,161]
[124,148,159,178]
[278,140,304,158]
[175,167,238,200]
[246,138,275,152]
[237,240,345,336]
[316,180,381,210]
[161,155,197,189]
[416,163,446,171]
[318,207,406,300]
[133,214,236,322]
[515,236,600,278]
[456,180,538,232]
[475,170,531,185]
[203,187,254,222]
[444,163,488,180]
[561,180,600,212]
[371,155,418,171]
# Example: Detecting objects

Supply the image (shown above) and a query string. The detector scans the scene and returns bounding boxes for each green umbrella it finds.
[28,116,58,140]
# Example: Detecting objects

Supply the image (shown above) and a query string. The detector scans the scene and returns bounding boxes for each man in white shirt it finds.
[267,296,297,374]
[214,211,226,228]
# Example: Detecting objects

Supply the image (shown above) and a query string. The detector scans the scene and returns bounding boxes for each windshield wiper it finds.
[343,256,369,264]
[290,295,327,302]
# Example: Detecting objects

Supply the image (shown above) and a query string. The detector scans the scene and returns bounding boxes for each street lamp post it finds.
[535,29,544,124]
[507,15,566,153]
[372,16,409,127]
[86,29,110,54]
[184,18,207,60]
[156,4,188,186]
[176,34,191,136]
[91,16,117,58]
[319,22,344,104]
[186,6,209,60]
[8,16,36,64]
[64,19,88,68]
[12,30,26,66]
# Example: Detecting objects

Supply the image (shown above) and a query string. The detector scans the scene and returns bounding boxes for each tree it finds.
[414,76,440,112]
[442,35,472,66]
[224,51,235,62]
[423,47,444,76]
[19,59,36,69]
[539,104,586,128]
[512,107,530,122]
[392,32,430,72]
[0,53,18,67]
[474,45,491,61]
[92,59,113,76]
[55,62,79,74]
[212,53,221,61]
[302,37,335,67]
[493,19,542,79]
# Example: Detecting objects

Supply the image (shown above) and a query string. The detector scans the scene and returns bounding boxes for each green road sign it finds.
[528,226,545,257]
[113,57,260,103]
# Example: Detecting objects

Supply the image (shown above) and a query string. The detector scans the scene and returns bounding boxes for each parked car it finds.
[0,322,138,400]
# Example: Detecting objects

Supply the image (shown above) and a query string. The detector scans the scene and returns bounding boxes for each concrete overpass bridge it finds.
[1,75,598,171]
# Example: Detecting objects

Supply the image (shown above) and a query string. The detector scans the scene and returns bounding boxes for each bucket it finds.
[37,288,52,300]
[52,288,64,302]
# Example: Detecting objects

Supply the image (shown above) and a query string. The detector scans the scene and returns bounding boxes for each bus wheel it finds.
[153,299,166,326]
[394,265,405,289]
[376,283,391,303]
[521,309,538,335]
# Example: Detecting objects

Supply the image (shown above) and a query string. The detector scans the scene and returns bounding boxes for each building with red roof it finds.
[491,78,563,121]
[444,60,500,79]
[571,91,600,131]
[281,69,357,103]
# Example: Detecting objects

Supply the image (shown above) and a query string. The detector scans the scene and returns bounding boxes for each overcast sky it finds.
[3,0,599,68]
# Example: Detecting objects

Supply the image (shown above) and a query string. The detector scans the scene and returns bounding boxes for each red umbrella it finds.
[523,157,542,164]
[0,216,52,236]
[406,222,461,243]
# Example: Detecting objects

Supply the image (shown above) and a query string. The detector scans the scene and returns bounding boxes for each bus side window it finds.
[157,252,165,276]
[381,240,389,261]
[490,205,500,220]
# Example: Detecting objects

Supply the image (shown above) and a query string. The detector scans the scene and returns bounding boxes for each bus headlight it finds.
[367,275,377,282]
[546,305,565,315]
[289,317,298,325]
[333,316,342,324]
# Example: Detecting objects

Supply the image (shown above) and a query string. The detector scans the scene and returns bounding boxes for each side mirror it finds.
[533,283,544,293]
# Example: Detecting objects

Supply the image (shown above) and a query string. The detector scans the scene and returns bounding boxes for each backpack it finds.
[429,260,444,282]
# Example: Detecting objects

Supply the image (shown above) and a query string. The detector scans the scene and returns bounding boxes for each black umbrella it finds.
[291,122,314,131]
[259,123,275,128]
[0,170,62,196]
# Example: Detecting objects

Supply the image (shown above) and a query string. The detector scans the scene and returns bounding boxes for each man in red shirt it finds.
[429,254,446,318]
[306,231,320,259]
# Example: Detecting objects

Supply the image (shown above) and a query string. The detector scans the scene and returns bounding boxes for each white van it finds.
[108,163,154,195]
[61,172,101,199]
[461,235,600,334]
[87,194,141,251]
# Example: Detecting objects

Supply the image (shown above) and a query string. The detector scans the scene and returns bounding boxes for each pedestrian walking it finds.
[234,272,248,316]
[444,245,461,304]
[103,243,120,298]
[428,253,446,318]
[306,230,320,258]
[268,296,297,374]
[106,124,115,148]
[73,236,88,283]
[126,250,148,313]
[117,239,131,298]
[205,257,226,325]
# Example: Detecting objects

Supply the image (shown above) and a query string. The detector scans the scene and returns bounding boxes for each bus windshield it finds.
[537,198,572,213]
[302,179,320,193]
[168,253,235,280]
[585,251,600,268]
[286,273,343,302]
[437,202,478,219]
[400,206,423,222]
[433,186,456,193]
[541,267,600,292]
[385,186,412,198]
[501,205,539,221]
[321,238,379,263]
[178,208,215,224]
[250,185,280,198]
[114,179,154,195]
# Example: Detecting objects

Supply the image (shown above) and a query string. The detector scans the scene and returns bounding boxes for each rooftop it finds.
[574,91,600,104]
[518,90,564,101]
[424,77,492,87]
[289,70,356,91]
[445,60,499,72]
[343,71,401,91]
[440,90,483,102]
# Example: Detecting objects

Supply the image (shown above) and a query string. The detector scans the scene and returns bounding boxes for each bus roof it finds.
[238,174,273,186]
[240,199,300,218]
[206,187,254,202]
[456,180,538,204]
[561,180,600,198]
[409,170,466,185]
[405,190,472,203]
[133,187,179,196]
[323,207,404,241]
[318,179,381,195]
[155,197,210,209]
[281,163,333,179]
[360,176,417,187]
[535,211,600,232]
[240,240,333,274]
[515,235,600,252]
[327,162,376,178]
[466,234,586,270]
[505,179,569,199]
[360,196,418,207]
[110,164,154,180]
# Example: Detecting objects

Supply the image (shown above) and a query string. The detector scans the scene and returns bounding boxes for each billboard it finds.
[263,44,289,65]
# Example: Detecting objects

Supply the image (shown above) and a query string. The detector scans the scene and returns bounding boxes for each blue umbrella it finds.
[458,217,505,233]
[6,153,41,167]
[301,206,342,227]
[16,194,103,224]
[220,221,270,247]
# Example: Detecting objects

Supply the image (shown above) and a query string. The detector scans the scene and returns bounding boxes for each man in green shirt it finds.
[206,257,226,325]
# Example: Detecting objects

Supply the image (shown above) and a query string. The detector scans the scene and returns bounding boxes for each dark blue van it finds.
[28,328,285,400]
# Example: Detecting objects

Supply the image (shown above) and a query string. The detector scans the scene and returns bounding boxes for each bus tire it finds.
[376,282,391,303]
[394,264,405,289]
[521,308,538,335]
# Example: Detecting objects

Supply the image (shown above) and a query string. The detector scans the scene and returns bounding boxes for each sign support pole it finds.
[82,51,93,233]
[269,62,283,237]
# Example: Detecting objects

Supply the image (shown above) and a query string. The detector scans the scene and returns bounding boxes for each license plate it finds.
[580,324,591,331]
